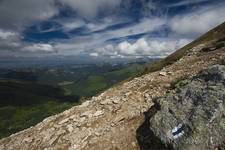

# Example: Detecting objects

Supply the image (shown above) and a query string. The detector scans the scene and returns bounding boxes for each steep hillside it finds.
[0,23,225,150]
[0,80,79,138]
[0,63,145,139]
[142,22,225,74]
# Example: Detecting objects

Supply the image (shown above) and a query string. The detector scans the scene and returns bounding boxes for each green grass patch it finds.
[0,101,74,139]
[85,75,107,94]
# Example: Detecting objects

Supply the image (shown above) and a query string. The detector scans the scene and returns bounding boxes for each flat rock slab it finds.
[141,65,225,150]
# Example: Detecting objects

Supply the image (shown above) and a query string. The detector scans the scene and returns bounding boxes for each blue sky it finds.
[0,0,225,58]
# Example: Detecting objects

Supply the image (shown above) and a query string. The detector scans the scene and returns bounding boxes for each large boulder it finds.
[137,65,225,150]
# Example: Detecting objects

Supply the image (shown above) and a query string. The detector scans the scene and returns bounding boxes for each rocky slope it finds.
[0,24,225,149]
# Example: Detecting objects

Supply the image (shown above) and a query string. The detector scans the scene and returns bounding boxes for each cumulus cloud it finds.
[90,38,190,57]
[0,29,55,54]
[0,29,17,40]
[170,4,225,37]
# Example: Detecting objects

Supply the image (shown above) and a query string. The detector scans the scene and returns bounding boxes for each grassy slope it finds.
[142,22,225,74]
[0,80,78,139]
[0,101,72,139]
[62,64,144,97]
[85,75,107,95]
[0,63,144,139]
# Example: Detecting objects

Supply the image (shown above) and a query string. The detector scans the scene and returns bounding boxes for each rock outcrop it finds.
[137,65,225,150]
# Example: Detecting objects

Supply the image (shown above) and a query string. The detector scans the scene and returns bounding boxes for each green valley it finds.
[0,62,149,138]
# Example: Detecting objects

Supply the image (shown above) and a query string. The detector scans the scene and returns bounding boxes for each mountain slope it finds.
[143,22,225,74]
[0,80,79,139]
[0,63,145,139]
[0,23,225,150]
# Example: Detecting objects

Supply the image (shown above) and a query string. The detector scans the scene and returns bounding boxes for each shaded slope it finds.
[0,80,79,106]
[0,80,79,138]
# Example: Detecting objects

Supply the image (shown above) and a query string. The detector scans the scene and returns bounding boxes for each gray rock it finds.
[138,65,225,150]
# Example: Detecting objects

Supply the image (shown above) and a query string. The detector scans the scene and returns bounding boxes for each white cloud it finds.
[0,29,22,52]
[0,29,17,40]
[170,4,225,36]
[90,38,190,57]
[168,0,209,7]
[0,0,224,59]
[52,18,166,56]
[103,18,166,39]
[52,1,225,56]
[89,52,99,57]
[62,20,85,31]
[23,44,55,53]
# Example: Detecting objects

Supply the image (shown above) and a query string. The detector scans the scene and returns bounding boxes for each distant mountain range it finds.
[0,55,157,69]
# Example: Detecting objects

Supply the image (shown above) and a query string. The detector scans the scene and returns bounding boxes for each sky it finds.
[0,0,225,59]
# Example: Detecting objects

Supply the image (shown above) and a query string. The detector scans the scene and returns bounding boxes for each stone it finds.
[81,141,88,149]
[71,144,80,149]
[93,110,104,117]
[67,124,74,133]
[144,93,150,98]
[112,99,120,104]
[22,138,32,143]
[113,116,125,124]
[94,132,101,136]
[131,142,136,147]
[167,71,173,75]
[80,111,93,118]
[100,99,111,105]
[80,117,86,122]
[58,118,69,125]
[159,72,167,76]
[163,83,170,88]
[56,129,66,136]
[138,65,225,150]
[69,115,77,120]
[48,136,58,145]
[79,101,90,108]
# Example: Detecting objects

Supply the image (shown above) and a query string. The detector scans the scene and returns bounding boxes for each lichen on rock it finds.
[140,65,225,150]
